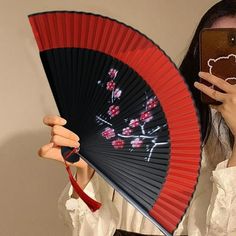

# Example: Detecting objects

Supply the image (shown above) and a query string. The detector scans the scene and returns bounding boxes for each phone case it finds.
[199,28,236,104]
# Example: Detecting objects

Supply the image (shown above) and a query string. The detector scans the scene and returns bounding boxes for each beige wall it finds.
[0,0,218,235]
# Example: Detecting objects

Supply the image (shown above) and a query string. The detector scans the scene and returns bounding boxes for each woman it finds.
[38,1,236,235]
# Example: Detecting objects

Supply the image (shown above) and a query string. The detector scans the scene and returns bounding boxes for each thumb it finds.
[38,142,54,157]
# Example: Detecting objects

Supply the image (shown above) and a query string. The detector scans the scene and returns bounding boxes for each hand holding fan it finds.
[28,11,202,236]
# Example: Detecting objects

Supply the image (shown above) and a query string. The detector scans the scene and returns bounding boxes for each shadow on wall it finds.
[0,129,68,236]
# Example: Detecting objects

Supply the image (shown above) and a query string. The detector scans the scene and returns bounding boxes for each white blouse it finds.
[57,110,236,236]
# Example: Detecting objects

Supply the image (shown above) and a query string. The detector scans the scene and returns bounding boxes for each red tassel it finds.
[63,148,102,212]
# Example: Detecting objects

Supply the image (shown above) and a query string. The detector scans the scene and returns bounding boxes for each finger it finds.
[198,72,233,93]
[51,135,80,148]
[43,115,67,127]
[51,125,80,141]
[194,81,226,102]
[38,142,54,157]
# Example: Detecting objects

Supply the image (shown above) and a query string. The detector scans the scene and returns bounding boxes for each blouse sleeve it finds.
[57,169,120,236]
[205,158,236,236]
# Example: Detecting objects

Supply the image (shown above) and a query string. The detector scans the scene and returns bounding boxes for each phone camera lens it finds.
[229,34,236,45]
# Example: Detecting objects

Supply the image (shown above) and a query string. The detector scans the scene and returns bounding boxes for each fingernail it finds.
[72,134,79,141]
[61,118,67,124]
[49,142,54,148]
[75,142,80,147]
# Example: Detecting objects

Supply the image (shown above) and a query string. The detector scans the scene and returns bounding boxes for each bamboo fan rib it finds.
[28,11,202,236]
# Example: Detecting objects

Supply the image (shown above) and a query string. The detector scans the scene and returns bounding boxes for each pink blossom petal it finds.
[112,139,125,149]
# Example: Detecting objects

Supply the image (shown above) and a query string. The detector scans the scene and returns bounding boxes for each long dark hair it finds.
[179,0,236,150]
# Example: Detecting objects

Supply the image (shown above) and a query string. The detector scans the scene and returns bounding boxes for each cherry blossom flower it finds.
[106,81,116,91]
[140,111,153,122]
[112,139,125,149]
[102,127,115,139]
[108,105,120,117]
[147,97,158,110]
[131,138,143,148]
[114,88,122,98]
[96,67,165,162]
[122,127,132,136]
[108,68,118,79]
[129,119,139,128]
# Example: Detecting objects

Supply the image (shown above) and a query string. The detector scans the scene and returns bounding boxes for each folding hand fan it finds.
[28,11,202,236]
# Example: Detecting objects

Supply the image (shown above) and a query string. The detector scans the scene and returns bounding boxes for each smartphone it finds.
[199,28,236,104]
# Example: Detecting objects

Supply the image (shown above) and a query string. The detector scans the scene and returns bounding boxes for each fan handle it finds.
[63,147,102,212]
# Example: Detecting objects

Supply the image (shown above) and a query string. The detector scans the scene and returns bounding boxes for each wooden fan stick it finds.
[63,147,102,212]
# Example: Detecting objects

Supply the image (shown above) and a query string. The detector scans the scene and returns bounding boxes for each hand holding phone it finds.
[199,28,236,104]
